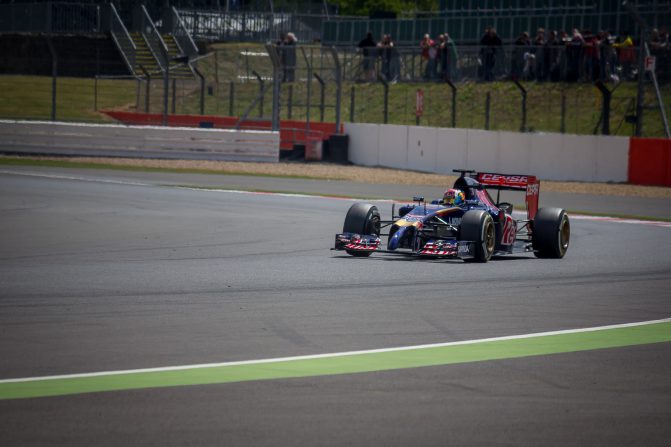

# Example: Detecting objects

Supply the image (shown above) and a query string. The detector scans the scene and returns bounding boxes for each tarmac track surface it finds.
[0,167,670,446]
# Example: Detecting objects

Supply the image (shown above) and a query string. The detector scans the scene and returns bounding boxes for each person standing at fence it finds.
[566,28,584,82]
[281,32,297,82]
[613,30,635,80]
[533,28,546,81]
[358,31,377,81]
[649,28,669,82]
[583,30,600,81]
[599,31,618,82]
[420,34,435,80]
[512,31,532,80]
[545,30,563,82]
[440,32,458,81]
[378,34,397,82]
[480,27,502,81]
[446,32,459,81]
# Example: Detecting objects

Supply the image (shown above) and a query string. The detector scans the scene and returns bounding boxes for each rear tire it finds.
[533,208,570,258]
[460,210,495,262]
[343,203,380,257]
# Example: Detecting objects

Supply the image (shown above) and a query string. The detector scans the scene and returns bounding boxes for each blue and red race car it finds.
[333,170,570,262]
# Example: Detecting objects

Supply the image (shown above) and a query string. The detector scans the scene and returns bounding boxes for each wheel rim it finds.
[484,219,495,256]
[369,215,381,236]
[559,216,570,252]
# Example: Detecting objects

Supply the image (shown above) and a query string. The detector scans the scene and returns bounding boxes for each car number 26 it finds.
[502,215,516,245]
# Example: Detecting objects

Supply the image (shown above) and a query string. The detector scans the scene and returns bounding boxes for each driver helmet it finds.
[442,188,465,206]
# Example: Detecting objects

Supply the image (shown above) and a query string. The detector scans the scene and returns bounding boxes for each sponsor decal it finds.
[501,215,516,245]
[526,183,539,195]
[479,173,529,187]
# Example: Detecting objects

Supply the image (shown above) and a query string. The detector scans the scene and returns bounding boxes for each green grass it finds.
[2,43,670,138]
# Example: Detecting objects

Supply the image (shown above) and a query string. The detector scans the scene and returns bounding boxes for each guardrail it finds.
[171,6,199,60]
[140,5,169,72]
[176,10,331,43]
[109,3,136,75]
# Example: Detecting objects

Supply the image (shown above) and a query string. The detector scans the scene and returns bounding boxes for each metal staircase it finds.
[109,4,197,80]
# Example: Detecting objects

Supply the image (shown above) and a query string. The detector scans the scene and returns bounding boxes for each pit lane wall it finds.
[0,120,280,163]
[345,124,629,183]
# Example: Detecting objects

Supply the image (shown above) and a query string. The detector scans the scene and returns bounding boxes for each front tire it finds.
[460,210,495,262]
[533,208,570,258]
[343,203,380,257]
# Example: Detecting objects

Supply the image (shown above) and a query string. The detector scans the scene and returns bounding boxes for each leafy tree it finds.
[332,0,438,16]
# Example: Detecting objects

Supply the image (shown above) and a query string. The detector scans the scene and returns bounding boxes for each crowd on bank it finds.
[353,26,669,83]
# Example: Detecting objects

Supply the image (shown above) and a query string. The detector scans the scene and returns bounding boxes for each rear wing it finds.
[475,172,540,220]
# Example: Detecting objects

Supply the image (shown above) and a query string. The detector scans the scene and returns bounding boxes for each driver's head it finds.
[442,188,465,206]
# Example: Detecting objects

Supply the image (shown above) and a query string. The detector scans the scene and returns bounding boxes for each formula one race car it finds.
[333,170,570,262]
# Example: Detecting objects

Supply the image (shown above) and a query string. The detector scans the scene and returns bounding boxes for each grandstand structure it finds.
[0,2,199,80]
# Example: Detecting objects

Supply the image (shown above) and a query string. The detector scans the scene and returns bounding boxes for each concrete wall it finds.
[345,123,629,182]
[0,120,280,163]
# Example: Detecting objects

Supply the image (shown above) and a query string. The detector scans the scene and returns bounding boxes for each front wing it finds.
[334,233,477,259]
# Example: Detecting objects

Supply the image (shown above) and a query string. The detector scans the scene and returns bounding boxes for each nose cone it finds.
[387,226,407,250]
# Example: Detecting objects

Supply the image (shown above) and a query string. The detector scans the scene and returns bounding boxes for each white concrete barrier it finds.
[0,120,280,163]
[344,122,629,182]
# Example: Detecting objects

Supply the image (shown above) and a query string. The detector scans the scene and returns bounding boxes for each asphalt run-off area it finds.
[1,165,670,446]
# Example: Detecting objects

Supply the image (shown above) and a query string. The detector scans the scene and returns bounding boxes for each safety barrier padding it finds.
[0,120,279,162]
[629,138,671,187]
[345,123,629,183]
[102,111,341,153]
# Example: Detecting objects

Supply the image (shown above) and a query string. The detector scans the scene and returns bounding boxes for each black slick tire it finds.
[342,203,380,257]
[533,207,570,259]
[460,210,495,262]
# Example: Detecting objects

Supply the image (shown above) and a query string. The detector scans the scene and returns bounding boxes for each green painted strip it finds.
[1,321,670,400]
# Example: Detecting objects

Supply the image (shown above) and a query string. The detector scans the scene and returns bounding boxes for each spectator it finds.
[566,28,584,82]
[512,31,532,80]
[614,30,635,80]
[544,30,563,82]
[651,27,670,82]
[583,30,600,81]
[378,34,397,82]
[420,34,436,80]
[358,31,377,81]
[480,26,502,81]
[440,32,459,81]
[280,32,297,82]
[533,28,546,80]
[599,30,618,82]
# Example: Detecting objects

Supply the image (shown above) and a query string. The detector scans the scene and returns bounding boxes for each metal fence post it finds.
[329,46,342,132]
[380,76,389,124]
[314,73,325,122]
[45,37,57,121]
[446,79,457,128]
[287,84,293,119]
[229,82,235,116]
[193,65,206,115]
[560,92,566,134]
[594,81,612,135]
[264,43,281,131]
[300,47,312,131]
[513,79,527,132]
[171,78,177,114]
[485,92,491,130]
[350,85,355,123]
[252,70,265,118]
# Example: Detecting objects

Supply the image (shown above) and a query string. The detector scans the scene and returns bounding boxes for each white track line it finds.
[2,169,669,226]
[1,318,669,384]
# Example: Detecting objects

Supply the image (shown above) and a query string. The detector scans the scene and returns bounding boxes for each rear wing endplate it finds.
[475,172,540,220]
